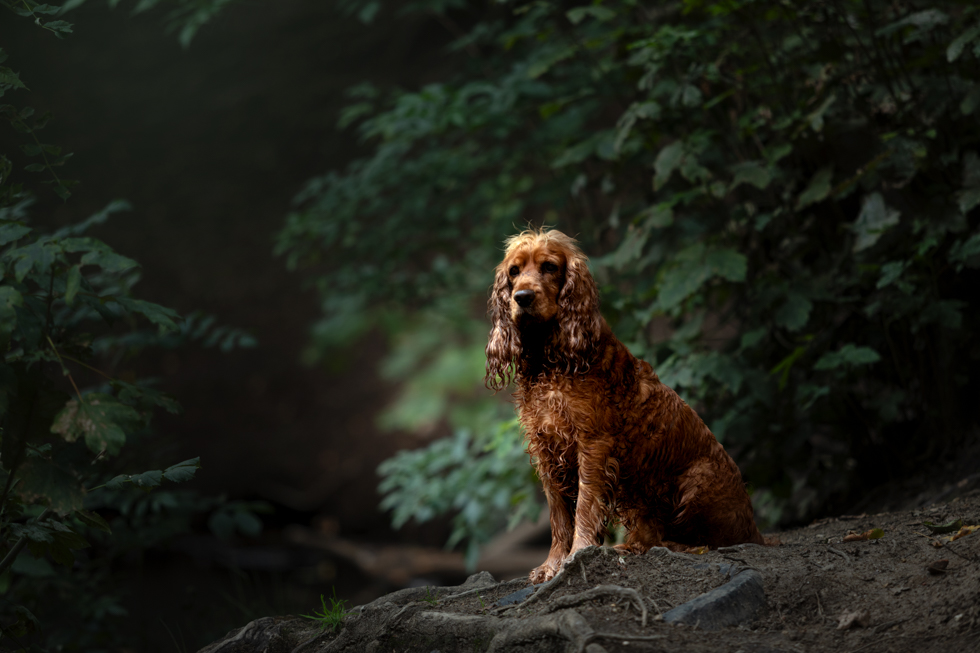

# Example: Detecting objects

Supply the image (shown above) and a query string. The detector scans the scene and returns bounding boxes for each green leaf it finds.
[813,344,881,370]
[740,327,766,350]
[551,133,602,168]
[614,101,660,152]
[566,5,616,24]
[653,141,684,191]
[959,187,980,214]
[129,469,163,488]
[729,161,771,191]
[961,86,980,115]
[705,248,747,282]
[853,193,900,252]
[74,509,112,534]
[0,222,32,246]
[0,286,23,348]
[877,261,909,288]
[42,20,74,36]
[949,233,980,270]
[48,521,89,550]
[50,393,140,456]
[876,9,948,41]
[32,5,63,16]
[162,457,201,483]
[64,264,81,304]
[0,66,27,91]
[105,474,129,491]
[53,199,132,238]
[526,45,576,79]
[639,203,673,229]
[9,523,55,544]
[62,238,139,273]
[655,245,746,310]
[774,292,812,331]
[795,166,833,211]
[806,94,836,132]
[9,606,40,636]
[8,241,60,282]
[656,244,711,311]
[923,519,962,535]
[948,23,980,62]
[113,297,181,331]
[15,457,84,516]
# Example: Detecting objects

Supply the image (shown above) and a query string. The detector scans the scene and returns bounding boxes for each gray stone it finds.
[662,568,767,630]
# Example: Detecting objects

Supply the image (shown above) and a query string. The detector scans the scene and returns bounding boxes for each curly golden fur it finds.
[486,228,764,584]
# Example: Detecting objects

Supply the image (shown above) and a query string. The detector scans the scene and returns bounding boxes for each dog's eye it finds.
[509,265,520,276]
[541,261,559,274]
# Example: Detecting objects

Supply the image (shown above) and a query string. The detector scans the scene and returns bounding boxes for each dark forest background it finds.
[0,2,467,650]
[2,0,980,651]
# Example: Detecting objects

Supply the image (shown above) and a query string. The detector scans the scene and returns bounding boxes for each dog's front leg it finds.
[530,480,575,584]
[568,443,616,557]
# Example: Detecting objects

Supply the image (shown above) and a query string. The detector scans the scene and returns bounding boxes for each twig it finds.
[445,577,526,602]
[827,546,851,562]
[0,508,54,576]
[46,335,81,400]
[873,617,910,634]
[56,352,114,381]
[542,585,649,627]
[942,541,979,565]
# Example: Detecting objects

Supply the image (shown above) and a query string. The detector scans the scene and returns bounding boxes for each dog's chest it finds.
[518,380,611,442]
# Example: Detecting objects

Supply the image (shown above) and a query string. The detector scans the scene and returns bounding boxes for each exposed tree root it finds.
[541,584,651,626]
[501,546,621,614]
[486,609,665,653]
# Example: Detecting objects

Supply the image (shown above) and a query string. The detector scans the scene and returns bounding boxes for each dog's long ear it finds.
[485,260,520,391]
[555,249,601,372]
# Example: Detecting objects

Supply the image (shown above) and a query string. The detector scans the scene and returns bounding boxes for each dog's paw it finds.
[528,560,561,584]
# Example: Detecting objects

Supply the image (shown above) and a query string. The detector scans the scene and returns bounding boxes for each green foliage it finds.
[300,588,349,632]
[280,0,980,553]
[0,0,238,46]
[378,420,542,569]
[0,194,213,646]
[1,5,255,650]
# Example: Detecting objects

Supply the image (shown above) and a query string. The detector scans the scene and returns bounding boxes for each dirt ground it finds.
[199,487,980,653]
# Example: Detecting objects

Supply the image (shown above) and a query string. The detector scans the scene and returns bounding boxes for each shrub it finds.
[279,0,980,557]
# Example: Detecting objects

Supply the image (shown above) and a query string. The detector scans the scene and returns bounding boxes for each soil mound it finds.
[199,495,980,653]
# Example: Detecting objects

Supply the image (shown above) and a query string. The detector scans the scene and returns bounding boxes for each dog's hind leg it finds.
[614,513,664,555]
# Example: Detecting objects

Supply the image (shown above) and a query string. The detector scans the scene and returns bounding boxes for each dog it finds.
[485,228,765,584]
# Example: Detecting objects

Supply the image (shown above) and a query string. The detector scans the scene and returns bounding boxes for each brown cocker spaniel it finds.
[486,229,764,584]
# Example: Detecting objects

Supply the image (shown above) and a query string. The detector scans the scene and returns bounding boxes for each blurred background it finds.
[2,0,979,650]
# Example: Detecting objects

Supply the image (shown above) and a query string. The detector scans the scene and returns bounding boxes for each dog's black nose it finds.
[514,289,535,307]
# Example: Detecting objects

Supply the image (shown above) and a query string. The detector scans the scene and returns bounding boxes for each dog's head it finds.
[485,229,600,390]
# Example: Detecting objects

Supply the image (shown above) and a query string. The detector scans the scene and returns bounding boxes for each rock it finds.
[837,610,871,630]
[662,568,767,630]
